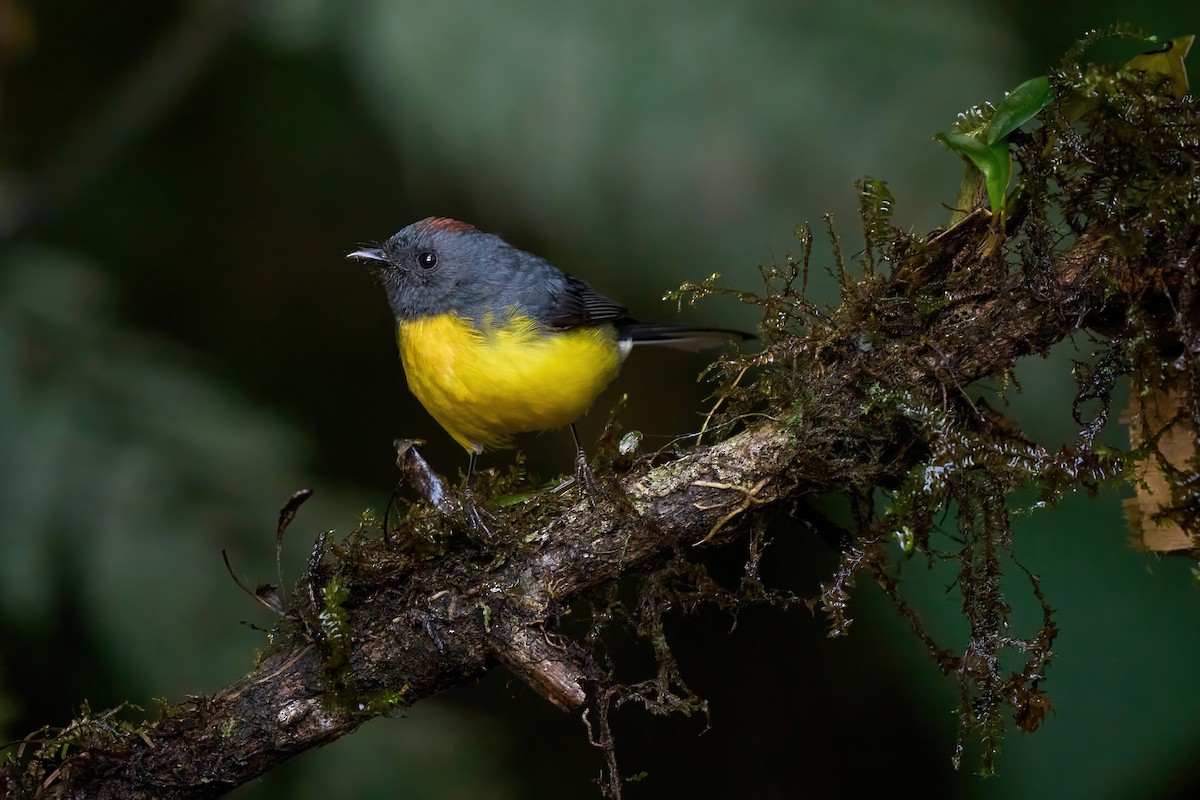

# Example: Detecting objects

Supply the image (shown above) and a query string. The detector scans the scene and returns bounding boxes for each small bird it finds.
[349,217,749,518]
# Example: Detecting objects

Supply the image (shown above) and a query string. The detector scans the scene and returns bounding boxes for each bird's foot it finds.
[574,449,598,507]
[460,488,496,538]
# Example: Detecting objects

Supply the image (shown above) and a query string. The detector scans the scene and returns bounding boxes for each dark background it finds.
[2,2,1200,798]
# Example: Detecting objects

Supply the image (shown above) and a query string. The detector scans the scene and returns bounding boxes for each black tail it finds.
[618,322,755,352]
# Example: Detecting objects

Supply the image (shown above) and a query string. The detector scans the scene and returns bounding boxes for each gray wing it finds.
[542,274,630,329]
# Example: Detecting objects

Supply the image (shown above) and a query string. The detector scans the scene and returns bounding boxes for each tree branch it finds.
[11,206,1192,798]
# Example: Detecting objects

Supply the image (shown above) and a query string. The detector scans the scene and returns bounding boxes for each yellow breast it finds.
[397,314,623,453]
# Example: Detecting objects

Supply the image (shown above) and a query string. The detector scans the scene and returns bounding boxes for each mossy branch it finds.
[7,213,1189,798]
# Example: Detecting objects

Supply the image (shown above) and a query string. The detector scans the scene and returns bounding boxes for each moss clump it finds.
[660,28,1198,775]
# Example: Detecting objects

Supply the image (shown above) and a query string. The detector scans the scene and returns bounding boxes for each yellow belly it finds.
[397,314,623,453]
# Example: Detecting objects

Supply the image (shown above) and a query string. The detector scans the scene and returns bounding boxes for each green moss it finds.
[219,716,237,739]
[318,577,351,667]
[2,701,155,794]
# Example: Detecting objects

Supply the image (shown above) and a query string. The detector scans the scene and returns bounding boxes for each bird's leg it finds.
[460,450,495,537]
[570,423,598,505]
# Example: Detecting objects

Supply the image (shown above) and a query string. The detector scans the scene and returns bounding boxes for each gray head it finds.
[348,217,565,324]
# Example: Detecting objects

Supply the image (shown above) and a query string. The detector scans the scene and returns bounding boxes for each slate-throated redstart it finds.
[349,217,750,515]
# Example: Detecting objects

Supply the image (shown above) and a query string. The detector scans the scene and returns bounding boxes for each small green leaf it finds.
[495,490,536,506]
[935,131,1010,214]
[984,75,1053,145]
[935,130,993,164]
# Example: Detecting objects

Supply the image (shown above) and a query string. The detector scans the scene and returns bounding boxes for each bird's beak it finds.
[346,247,388,264]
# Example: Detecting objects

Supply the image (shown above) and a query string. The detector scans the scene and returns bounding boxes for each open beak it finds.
[346,247,388,264]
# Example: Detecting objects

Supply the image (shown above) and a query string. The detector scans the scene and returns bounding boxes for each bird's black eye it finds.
[417,250,438,269]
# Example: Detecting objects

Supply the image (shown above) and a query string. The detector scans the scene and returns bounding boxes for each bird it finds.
[349,217,750,523]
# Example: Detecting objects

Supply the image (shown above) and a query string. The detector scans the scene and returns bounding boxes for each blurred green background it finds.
[3,1,1200,798]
